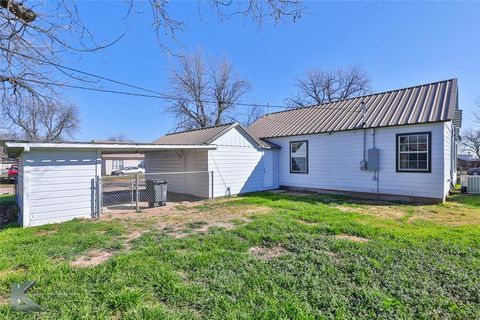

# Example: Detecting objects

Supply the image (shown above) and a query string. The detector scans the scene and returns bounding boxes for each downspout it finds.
[362,101,366,162]
[372,128,379,199]
[360,101,368,171]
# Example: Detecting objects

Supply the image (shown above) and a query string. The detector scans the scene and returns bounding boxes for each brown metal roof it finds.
[247,79,459,140]
[153,123,236,145]
[153,122,277,148]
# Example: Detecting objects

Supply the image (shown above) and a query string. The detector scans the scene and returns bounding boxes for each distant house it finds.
[102,154,144,175]
[0,147,16,172]
[458,154,480,169]
[4,79,462,227]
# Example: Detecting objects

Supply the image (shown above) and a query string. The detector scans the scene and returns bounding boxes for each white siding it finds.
[21,149,101,227]
[145,127,278,198]
[144,150,209,198]
[208,127,279,197]
[145,150,184,172]
[267,122,447,200]
[16,154,25,226]
[443,121,458,199]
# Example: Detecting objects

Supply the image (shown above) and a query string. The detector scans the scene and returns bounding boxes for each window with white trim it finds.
[396,132,431,172]
[290,141,308,173]
[112,160,124,170]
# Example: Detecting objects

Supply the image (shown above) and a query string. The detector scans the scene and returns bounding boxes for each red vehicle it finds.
[7,165,18,182]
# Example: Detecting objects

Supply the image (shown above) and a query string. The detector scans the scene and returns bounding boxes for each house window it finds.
[112,160,124,170]
[290,141,308,173]
[396,132,431,172]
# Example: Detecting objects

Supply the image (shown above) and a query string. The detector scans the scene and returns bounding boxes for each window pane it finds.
[418,135,428,144]
[408,153,418,161]
[408,135,418,144]
[408,161,418,169]
[399,136,407,144]
[292,158,306,172]
[400,143,408,152]
[400,160,408,169]
[418,153,427,161]
[417,143,427,151]
[400,154,408,161]
[408,143,418,151]
[292,142,306,157]
[418,161,428,169]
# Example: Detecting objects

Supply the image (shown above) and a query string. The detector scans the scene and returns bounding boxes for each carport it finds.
[4,141,216,227]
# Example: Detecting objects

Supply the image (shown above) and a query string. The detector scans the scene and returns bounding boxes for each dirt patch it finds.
[334,204,407,220]
[100,199,270,240]
[70,249,113,268]
[335,234,370,243]
[36,229,57,237]
[333,200,480,226]
[249,246,288,260]
[0,294,8,306]
[196,222,235,232]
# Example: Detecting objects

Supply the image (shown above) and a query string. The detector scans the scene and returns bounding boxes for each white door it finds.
[263,151,274,189]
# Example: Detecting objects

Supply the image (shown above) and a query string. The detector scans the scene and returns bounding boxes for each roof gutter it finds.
[4,142,217,158]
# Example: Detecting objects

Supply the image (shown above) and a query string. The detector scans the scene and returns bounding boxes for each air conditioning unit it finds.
[460,175,480,194]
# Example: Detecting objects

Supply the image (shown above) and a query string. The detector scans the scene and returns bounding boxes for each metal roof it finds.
[153,122,277,149]
[153,123,237,145]
[247,79,459,139]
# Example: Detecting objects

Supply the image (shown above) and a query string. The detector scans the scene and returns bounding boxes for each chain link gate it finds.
[100,171,213,214]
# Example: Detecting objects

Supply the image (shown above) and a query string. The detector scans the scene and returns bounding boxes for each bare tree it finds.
[1,0,303,106]
[168,51,250,130]
[462,129,480,159]
[107,134,131,142]
[474,99,480,126]
[1,96,79,141]
[241,105,264,127]
[1,0,304,137]
[288,65,371,108]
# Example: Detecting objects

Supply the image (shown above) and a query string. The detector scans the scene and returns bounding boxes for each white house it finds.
[248,78,461,201]
[101,153,144,176]
[4,79,461,227]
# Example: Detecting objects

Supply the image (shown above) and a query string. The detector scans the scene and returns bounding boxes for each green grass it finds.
[0,192,479,319]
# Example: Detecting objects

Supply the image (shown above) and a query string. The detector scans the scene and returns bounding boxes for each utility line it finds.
[8,49,362,112]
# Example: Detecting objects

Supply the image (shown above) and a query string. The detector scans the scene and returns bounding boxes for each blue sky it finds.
[65,1,480,142]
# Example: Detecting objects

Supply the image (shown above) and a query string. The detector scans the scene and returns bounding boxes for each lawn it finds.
[0,192,479,319]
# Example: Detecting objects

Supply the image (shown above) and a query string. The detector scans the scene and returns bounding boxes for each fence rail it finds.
[100,171,213,213]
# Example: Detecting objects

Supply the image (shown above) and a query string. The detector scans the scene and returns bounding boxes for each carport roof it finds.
[153,122,278,149]
[3,141,216,157]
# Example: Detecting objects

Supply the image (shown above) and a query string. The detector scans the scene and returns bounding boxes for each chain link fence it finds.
[101,171,213,213]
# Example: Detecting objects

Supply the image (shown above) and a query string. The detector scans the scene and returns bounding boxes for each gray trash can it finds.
[146,179,167,208]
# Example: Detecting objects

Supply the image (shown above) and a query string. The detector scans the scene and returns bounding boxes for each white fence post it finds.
[96,176,102,218]
[210,170,214,199]
[135,173,139,212]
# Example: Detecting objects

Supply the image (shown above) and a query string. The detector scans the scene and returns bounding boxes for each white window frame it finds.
[396,132,431,173]
[290,140,308,174]
[112,160,124,171]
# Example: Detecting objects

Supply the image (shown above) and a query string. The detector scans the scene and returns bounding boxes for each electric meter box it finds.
[368,149,379,171]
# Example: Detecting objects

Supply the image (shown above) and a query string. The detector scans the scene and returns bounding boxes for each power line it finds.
[8,49,286,109]
[8,48,362,113]
[21,78,288,109]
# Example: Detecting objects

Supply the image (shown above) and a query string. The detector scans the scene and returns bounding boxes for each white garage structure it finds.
[4,123,278,227]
